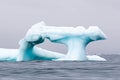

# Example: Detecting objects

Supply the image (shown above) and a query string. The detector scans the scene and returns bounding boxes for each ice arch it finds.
[0,21,107,61]
[23,21,107,61]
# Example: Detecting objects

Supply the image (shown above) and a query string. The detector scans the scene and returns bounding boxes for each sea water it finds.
[0,55,119,80]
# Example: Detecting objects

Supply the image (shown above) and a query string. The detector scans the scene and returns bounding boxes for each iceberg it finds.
[0,21,107,61]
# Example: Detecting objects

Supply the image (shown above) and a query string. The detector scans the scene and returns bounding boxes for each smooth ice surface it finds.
[87,55,106,61]
[0,21,107,61]
[0,48,18,61]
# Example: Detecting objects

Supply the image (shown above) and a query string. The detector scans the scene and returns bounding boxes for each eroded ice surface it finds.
[0,21,107,61]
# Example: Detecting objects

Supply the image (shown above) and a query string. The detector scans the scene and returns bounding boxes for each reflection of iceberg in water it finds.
[0,21,107,61]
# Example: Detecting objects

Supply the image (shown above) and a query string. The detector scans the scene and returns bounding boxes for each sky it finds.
[0,0,120,55]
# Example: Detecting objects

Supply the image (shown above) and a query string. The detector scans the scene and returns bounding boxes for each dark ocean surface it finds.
[0,55,120,80]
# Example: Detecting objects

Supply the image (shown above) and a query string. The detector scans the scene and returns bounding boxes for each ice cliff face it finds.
[0,21,107,61]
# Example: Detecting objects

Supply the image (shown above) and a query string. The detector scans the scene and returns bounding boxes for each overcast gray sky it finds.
[0,0,120,54]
